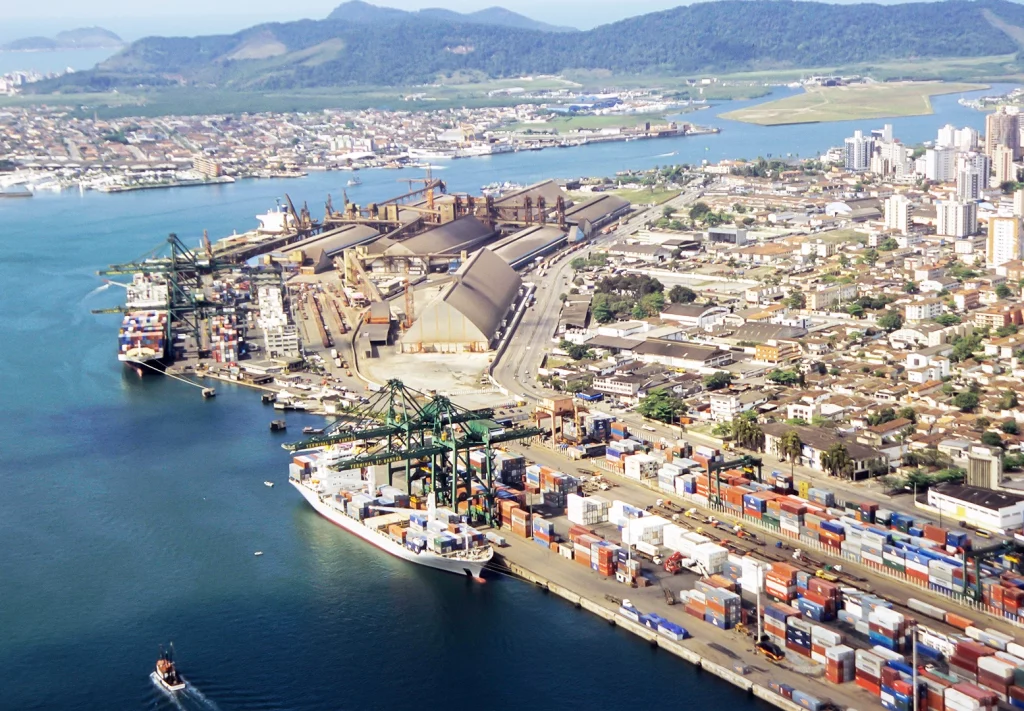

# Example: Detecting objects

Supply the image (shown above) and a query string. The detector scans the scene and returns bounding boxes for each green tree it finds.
[878,237,899,251]
[982,430,1004,448]
[785,291,806,309]
[897,407,917,423]
[779,429,803,478]
[732,417,765,452]
[863,248,879,266]
[846,303,865,318]
[821,443,855,480]
[767,369,800,385]
[669,285,697,303]
[954,391,980,412]
[877,311,903,332]
[703,371,733,391]
[688,202,711,222]
[637,390,682,423]
[1002,420,1020,435]
[934,314,961,327]
[904,281,919,294]
[592,294,613,323]
[997,283,1014,299]
[1001,390,1019,410]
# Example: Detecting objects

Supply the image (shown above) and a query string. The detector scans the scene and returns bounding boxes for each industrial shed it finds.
[270,225,380,273]
[492,225,567,269]
[400,248,523,353]
[371,216,496,273]
[564,194,631,236]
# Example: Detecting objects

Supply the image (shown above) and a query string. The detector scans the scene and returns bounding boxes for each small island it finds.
[2,27,124,52]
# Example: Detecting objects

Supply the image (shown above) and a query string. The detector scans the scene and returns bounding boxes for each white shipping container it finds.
[692,542,728,574]
[978,656,1015,680]
[945,689,983,711]
[1008,642,1024,659]
[812,625,843,647]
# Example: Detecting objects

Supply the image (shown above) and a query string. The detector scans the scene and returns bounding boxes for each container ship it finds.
[289,447,493,578]
[118,310,168,376]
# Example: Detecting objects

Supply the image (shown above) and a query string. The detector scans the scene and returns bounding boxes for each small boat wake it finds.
[83,282,111,301]
[182,683,222,710]
[654,151,678,158]
[150,674,220,711]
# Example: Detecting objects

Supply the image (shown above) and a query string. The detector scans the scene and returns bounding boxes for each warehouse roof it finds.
[730,323,808,342]
[632,340,729,363]
[930,483,1024,512]
[564,194,630,225]
[388,216,494,256]
[304,225,380,261]
[492,225,567,267]
[442,248,522,341]
[493,179,567,208]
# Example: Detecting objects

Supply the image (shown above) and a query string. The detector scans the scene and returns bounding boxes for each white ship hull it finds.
[291,479,491,578]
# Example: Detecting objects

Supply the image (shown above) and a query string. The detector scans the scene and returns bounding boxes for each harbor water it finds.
[0,85,1008,710]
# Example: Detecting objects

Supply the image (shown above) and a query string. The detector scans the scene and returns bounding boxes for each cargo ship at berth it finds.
[116,273,170,376]
[289,447,493,578]
[118,310,168,376]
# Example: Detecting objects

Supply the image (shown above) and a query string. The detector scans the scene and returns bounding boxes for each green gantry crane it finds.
[283,379,544,525]
[94,233,280,356]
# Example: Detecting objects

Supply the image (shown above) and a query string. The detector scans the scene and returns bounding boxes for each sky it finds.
[1,0,921,43]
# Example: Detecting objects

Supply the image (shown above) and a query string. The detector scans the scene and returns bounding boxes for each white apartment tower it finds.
[993,144,1016,186]
[924,147,956,182]
[844,130,874,171]
[936,200,978,238]
[956,167,984,201]
[1014,189,1024,217]
[884,194,912,235]
[988,216,1023,267]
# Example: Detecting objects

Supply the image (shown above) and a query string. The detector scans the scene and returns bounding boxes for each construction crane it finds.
[282,380,543,524]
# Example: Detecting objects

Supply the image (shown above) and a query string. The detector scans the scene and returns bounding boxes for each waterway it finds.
[0,83,1011,710]
[0,48,119,75]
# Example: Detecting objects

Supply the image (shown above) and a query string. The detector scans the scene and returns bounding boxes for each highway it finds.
[492,188,704,399]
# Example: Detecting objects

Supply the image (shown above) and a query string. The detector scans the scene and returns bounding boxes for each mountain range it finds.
[327,1,576,32]
[32,0,1024,91]
[2,27,124,52]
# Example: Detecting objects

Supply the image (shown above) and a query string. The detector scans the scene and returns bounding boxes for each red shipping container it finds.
[856,677,882,696]
[946,613,974,630]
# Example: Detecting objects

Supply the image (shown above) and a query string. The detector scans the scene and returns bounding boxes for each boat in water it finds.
[346,177,362,187]
[118,310,168,376]
[288,447,493,578]
[151,645,186,693]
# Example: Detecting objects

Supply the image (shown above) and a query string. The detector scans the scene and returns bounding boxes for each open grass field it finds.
[502,112,670,134]
[720,81,987,126]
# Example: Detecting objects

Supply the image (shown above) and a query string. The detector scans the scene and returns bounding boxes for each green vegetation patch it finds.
[721,81,987,126]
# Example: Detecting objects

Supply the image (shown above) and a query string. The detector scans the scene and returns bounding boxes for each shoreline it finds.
[495,551,805,711]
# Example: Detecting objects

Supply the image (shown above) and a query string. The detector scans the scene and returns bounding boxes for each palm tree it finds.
[780,430,803,478]
[821,443,855,480]
[731,417,765,452]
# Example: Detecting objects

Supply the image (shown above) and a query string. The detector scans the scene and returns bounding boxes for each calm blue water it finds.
[0,84,1009,710]
[0,48,118,75]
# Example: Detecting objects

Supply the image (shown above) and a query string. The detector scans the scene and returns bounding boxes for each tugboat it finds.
[151,645,186,693]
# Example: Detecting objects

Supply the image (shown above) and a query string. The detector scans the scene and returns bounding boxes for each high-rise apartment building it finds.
[988,216,1023,267]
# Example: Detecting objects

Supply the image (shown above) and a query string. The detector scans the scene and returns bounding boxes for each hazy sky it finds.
[1,0,678,40]
[2,0,922,42]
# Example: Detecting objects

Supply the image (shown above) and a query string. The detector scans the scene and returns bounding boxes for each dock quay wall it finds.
[498,554,805,711]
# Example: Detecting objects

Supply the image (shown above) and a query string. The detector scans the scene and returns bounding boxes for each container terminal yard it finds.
[97,175,1024,711]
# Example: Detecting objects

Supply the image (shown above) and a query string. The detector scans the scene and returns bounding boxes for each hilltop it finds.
[2,27,124,52]
[326,1,577,32]
[29,0,1024,91]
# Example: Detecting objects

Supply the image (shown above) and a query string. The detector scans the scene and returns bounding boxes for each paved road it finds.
[490,187,977,537]
[492,189,703,399]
